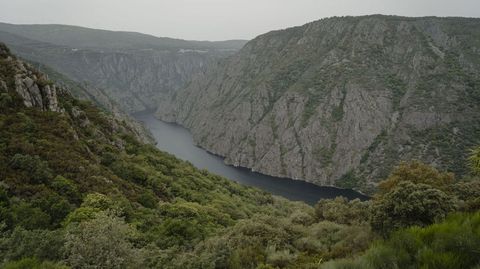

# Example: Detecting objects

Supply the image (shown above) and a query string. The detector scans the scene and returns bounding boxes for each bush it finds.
[11,202,51,230]
[2,258,69,269]
[370,181,456,237]
[324,212,480,269]
[64,211,142,269]
[378,161,455,193]
[315,197,370,225]
[0,227,65,262]
[9,154,53,184]
[50,176,80,204]
[452,179,480,212]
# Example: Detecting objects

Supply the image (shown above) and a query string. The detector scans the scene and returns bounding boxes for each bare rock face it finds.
[14,74,61,112]
[0,44,62,112]
[156,15,480,193]
[0,43,154,144]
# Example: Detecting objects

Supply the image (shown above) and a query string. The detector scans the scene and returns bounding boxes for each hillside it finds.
[0,23,247,113]
[156,15,480,193]
[1,42,480,268]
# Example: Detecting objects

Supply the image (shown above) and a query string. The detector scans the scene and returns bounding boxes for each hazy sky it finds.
[0,0,479,41]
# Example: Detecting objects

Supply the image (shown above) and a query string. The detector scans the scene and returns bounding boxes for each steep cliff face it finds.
[0,43,153,144]
[0,43,61,112]
[0,24,246,113]
[157,15,480,192]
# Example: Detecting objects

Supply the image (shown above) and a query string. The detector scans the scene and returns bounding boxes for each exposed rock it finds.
[0,42,154,144]
[157,15,480,192]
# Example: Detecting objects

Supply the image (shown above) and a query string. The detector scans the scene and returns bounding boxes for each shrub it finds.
[9,154,53,184]
[64,211,142,269]
[2,258,69,269]
[378,161,455,193]
[0,227,65,262]
[11,202,51,230]
[324,212,480,269]
[371,181,456,237]
[315,197,370,225]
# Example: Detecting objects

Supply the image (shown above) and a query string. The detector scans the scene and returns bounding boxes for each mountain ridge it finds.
[0,22,248,50]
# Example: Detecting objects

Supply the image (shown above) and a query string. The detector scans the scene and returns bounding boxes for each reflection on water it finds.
[135,113,368,205]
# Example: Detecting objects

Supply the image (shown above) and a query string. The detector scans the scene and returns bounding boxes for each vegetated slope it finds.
[0,23,247,113]
[157,15,480,193]
[0,42,312,268]
[1,42,479,269]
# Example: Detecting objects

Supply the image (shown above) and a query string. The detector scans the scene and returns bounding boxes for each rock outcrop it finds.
[156,15,480,192]
[0,43,153,144]
[0,43,61,112]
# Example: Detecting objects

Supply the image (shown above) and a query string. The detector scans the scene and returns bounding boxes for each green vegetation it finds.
[313,145,335,168]
[384,74,407,109]
[336,171,362,189]
[322,212,480,269]
[1,44,479,268]
[469,146,480,175]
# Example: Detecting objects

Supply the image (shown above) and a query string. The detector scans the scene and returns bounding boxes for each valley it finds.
[0,8,480,268]
[157,15,480,193]
[135,112,368,204]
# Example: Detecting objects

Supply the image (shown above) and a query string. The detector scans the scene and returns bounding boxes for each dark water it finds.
[134,113,368,205]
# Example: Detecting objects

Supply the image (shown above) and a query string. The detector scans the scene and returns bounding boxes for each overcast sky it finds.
[0,0,479,41]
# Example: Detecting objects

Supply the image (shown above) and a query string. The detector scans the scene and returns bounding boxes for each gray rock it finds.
[156,15,480,192]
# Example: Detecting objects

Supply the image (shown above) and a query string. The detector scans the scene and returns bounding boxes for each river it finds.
[134,113,368,205]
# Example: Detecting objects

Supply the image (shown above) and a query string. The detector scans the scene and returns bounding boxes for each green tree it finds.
[64,211,142,269]
[0,227,65,262]
[315,197,370,225]
[11,202,51,230]
[9,154,52,184]
[378,161,454,193]
[371,181,456,236]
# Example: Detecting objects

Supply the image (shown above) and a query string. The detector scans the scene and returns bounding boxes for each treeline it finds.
[0,43,479,268]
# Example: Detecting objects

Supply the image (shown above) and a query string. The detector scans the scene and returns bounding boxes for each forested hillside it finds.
[0,43,479,268]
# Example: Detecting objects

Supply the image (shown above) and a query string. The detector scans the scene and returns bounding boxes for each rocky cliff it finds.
[0,23,246,113]
[0,43,61,112]
[156,15,480,192]
[0,43,153,143]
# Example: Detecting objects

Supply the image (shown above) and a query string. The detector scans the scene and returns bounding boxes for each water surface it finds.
[135,113,368,205]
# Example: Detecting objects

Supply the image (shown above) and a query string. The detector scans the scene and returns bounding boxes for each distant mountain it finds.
[0,23,247,113]
[0,22,247,50]
[156,15,480,192]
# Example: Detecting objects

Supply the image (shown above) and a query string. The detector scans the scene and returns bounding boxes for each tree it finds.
[452,180,480,212]
[64,211,142,269]
[11,202,51,230]
[371,181,456,237]
[378,161,454,194]
[9,154,52,184]
[315,197,370,225]
[0,227,65,262]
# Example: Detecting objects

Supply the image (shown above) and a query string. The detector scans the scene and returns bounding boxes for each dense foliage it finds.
[0,43,479,268]
[322,212,480,269]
